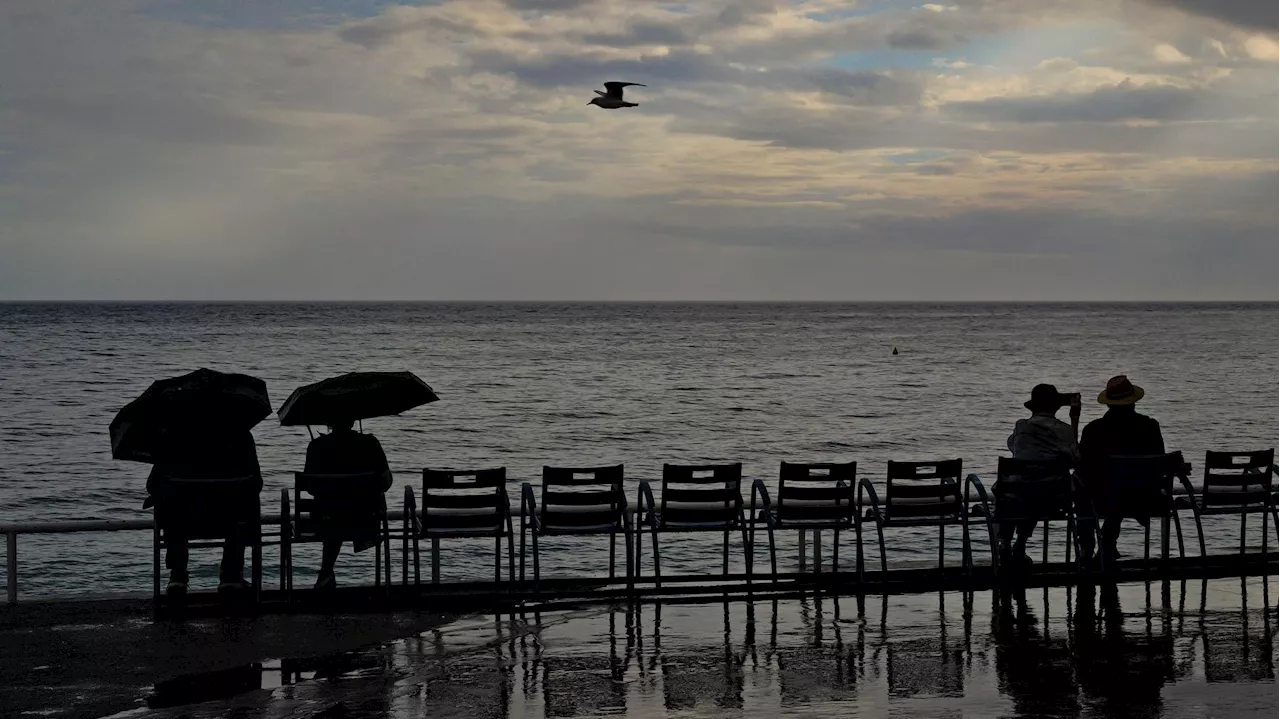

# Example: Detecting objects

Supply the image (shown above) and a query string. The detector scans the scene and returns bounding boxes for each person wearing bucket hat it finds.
[1001,384,1081,568]
[1077,375,1166,565]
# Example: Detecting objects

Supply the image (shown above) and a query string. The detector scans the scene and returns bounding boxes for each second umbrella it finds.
[276,371,438,426]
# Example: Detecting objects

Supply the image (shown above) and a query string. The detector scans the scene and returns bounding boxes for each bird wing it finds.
[602,81,645,99]
[594,90,607,97]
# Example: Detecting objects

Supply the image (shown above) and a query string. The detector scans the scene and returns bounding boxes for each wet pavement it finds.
[16,577,1263,719]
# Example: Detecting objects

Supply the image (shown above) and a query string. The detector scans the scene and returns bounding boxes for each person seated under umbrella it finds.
[304,417,393,590]
[278,371,438,590]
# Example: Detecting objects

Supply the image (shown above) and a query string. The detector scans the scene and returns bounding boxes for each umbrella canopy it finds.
[109,368,271,463]
[277,371,439,427]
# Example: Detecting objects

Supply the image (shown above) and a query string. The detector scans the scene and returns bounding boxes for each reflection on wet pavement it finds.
[118,578,1277,719]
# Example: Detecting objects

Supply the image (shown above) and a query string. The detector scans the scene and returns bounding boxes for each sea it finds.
[0,302,1275,597]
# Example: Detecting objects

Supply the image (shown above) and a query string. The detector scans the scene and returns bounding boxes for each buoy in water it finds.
[892,347,899,355]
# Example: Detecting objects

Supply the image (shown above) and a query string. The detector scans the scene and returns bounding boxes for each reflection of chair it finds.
[636,463,748,587]
[654,603,746,711]
[859,460,993,580]
[750,461,858,580]
[1197,579,1276,683]
[775,596,859,707]
[885,636,965,699]
[1175,450,1278,558]
[151,475,262,609]
[520,465,632,592]
[406,468,515,588]
[282,471,390,600]
[982,457,1088,573]
[538,608,632,717]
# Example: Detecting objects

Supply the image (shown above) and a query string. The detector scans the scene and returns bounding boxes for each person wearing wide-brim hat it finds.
[1077,375,1166,565]
[1002,384,1082,569]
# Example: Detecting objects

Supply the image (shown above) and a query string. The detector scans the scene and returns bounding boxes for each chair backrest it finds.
[884,459,964,523]
[159,475,261,538]
[658,463,743,527]
[421,468,508,533]
[775,461,857,525]
[539,465,626,531]
[1104,452,1183,516]
[1202,449,1274,509]
[994,457,1074,504]
[293,471,388,529]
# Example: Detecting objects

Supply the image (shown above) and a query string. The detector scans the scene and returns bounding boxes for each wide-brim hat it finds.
[1098,374,1144,405]
[1024,383,1068,412]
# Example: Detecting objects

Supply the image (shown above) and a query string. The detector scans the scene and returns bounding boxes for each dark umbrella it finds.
[276,371,439,427]
[109,368,272,463]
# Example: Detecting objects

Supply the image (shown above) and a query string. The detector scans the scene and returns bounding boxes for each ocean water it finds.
[0,302,1275,597]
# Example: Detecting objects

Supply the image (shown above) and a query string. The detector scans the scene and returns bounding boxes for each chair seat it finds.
[645,503,742,530]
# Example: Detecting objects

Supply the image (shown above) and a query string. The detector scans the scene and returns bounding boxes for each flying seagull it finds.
[588,82,646,109]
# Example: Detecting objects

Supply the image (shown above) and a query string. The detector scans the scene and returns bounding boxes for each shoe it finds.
[166,577,188,599]
[314,571,337,591]
[217,577,252,594]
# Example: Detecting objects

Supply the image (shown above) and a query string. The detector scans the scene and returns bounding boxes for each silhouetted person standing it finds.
[1078,375,1165,564]
[147,423,262,596]
[303,418,392,590]
[1002,384,1080,566]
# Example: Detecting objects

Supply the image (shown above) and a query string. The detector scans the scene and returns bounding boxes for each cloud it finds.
[0,0,1275,301]
[1140,0,1278,32]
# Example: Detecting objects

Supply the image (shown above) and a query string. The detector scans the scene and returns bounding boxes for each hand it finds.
[1068,394,1082,418]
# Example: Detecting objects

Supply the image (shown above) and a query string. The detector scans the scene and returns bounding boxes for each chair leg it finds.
[1173,511,1186,559]
[431,538,440,584]
[1240,512,1247,555]
[375,535,383,588]
[856,520,865,584]
[624,523,634,593]
[506,520,516,586]
[253,537,263,605]
[1066,516,1074,569]
[402,518,409,587]
[519,523,527,586]
[610,530,617,581]
[495,534,502,585]
[532,532,541,594]
[767,525,778,581]
[651,527,662,589]
[635,524,644,584]
[877,523,888,576]
[1042,521,1049,565]
[152,525,161,611]
[961,522,972,575]
[722,528,731,576]
[938,524,945,571]
[1262,508,1269,558]
[412,531,421,591]
[1193,508,1207,558]
[832,529,840,574]
[741,524,753,585]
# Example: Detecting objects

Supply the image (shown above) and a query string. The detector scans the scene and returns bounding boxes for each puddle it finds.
[128,578,1277,718]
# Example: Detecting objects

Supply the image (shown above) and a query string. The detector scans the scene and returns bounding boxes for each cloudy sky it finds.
[1,0,1275,300]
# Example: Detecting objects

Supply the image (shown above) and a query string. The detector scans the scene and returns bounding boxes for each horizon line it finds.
[0,299,1275,305]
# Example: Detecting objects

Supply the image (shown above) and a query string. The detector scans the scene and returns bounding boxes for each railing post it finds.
[6,531,16,605]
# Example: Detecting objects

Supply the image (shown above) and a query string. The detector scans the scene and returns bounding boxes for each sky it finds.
[0,0,1276,301]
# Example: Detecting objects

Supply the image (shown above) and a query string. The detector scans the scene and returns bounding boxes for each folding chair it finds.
[281,471,391,601]
[405,467,515,588]
[1095,452,1192,572]
[984,457,1089,574]
[635,463,749,587]
[151,475,262,611]
[750,461,858,580]
[858,459,994,581]
[520,464,632,592]
[1175,449,1277,558]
